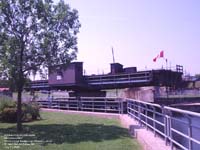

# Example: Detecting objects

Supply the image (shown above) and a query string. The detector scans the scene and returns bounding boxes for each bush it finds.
[1,107,17,122]
[29,102,40,120]
[0,96,16,112]
[0,96,16,121]
[0,96,40,122]
[21,102,40,122]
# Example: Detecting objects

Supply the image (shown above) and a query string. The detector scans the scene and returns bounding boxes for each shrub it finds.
[28,102,40,120]
[0,96,16,121]
[0,96,16,112]
[0,96,40,122]
[1,107,17,122]
[21,102,40,122]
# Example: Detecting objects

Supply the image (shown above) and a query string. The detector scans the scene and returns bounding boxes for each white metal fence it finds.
[127,99,200,150]
[37,97,125,114]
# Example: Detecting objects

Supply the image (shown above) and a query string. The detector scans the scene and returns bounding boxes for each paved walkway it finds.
[42,109,171,150]
[120,114,171,150]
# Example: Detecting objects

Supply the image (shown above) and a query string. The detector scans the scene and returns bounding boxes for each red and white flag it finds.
[153,50,164,62]
[159,50,164,58]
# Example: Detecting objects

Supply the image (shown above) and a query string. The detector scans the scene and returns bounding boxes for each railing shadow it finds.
[0,123,130,145]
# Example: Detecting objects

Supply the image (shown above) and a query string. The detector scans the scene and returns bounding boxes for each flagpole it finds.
[111,47,115,63]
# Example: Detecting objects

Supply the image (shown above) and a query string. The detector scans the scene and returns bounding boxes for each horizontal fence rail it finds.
[37,97,126,114]
[127,99,200,150]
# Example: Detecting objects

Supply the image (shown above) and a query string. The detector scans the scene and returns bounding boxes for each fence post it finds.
[58,100,60,109]
[78,96,81,111]
[92,98,94,112]
[187,116,192,150]
[162,107,168,145]
[48,95,53,108]
[163,107,173,149]
[105,98,107,113]
[127,99,130,116]
[47,94,50,108]
[145,104,148,130]
[168,115,173,150]
[164,114,168,145]
[138,103,142,127]
[153,107,156,136]
[121,98,123,114]
[134,101,136,119]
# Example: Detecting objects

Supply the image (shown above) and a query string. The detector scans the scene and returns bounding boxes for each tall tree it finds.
[0,0,80,131]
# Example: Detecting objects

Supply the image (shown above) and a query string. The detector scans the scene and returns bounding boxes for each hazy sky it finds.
[57,0,200,75]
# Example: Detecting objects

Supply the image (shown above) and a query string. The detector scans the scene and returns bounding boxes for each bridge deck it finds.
[27,69,182,91]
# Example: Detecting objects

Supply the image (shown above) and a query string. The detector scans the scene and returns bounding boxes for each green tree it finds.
[0,0,80,131]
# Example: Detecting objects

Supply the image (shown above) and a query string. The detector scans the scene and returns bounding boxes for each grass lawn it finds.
[0,111,141,150]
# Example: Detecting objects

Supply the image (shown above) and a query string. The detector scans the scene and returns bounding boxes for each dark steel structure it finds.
[27,62,183,92]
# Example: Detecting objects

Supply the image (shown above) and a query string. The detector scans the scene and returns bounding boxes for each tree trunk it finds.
[17,39,25,132]
[17,87,23,132]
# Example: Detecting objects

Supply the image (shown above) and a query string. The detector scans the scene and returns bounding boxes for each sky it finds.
[55,0,200,75]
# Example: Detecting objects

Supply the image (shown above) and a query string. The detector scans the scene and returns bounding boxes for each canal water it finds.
[172,116,200,150]
[141,113,200,149]
[151,115,200,150]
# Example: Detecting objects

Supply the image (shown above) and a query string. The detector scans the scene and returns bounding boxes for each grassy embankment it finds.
[0,111,141,150]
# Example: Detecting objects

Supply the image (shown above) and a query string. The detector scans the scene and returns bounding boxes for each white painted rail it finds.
[127,98,200,150]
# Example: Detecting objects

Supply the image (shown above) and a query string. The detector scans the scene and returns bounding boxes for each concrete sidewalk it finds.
[120,114,171,150]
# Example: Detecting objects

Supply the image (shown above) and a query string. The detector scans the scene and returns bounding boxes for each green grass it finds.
[0,111,141,150]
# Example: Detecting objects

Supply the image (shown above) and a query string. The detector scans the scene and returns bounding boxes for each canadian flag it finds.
[153,50,164,62]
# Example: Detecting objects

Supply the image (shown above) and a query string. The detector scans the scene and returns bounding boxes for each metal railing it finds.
[37,97,126,114]
[127,99,200,150]
[85,71,152,85]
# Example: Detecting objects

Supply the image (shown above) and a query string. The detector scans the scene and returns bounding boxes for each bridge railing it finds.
[127,99,200,150]
[85,71,152,85]
[37,97,126,114]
